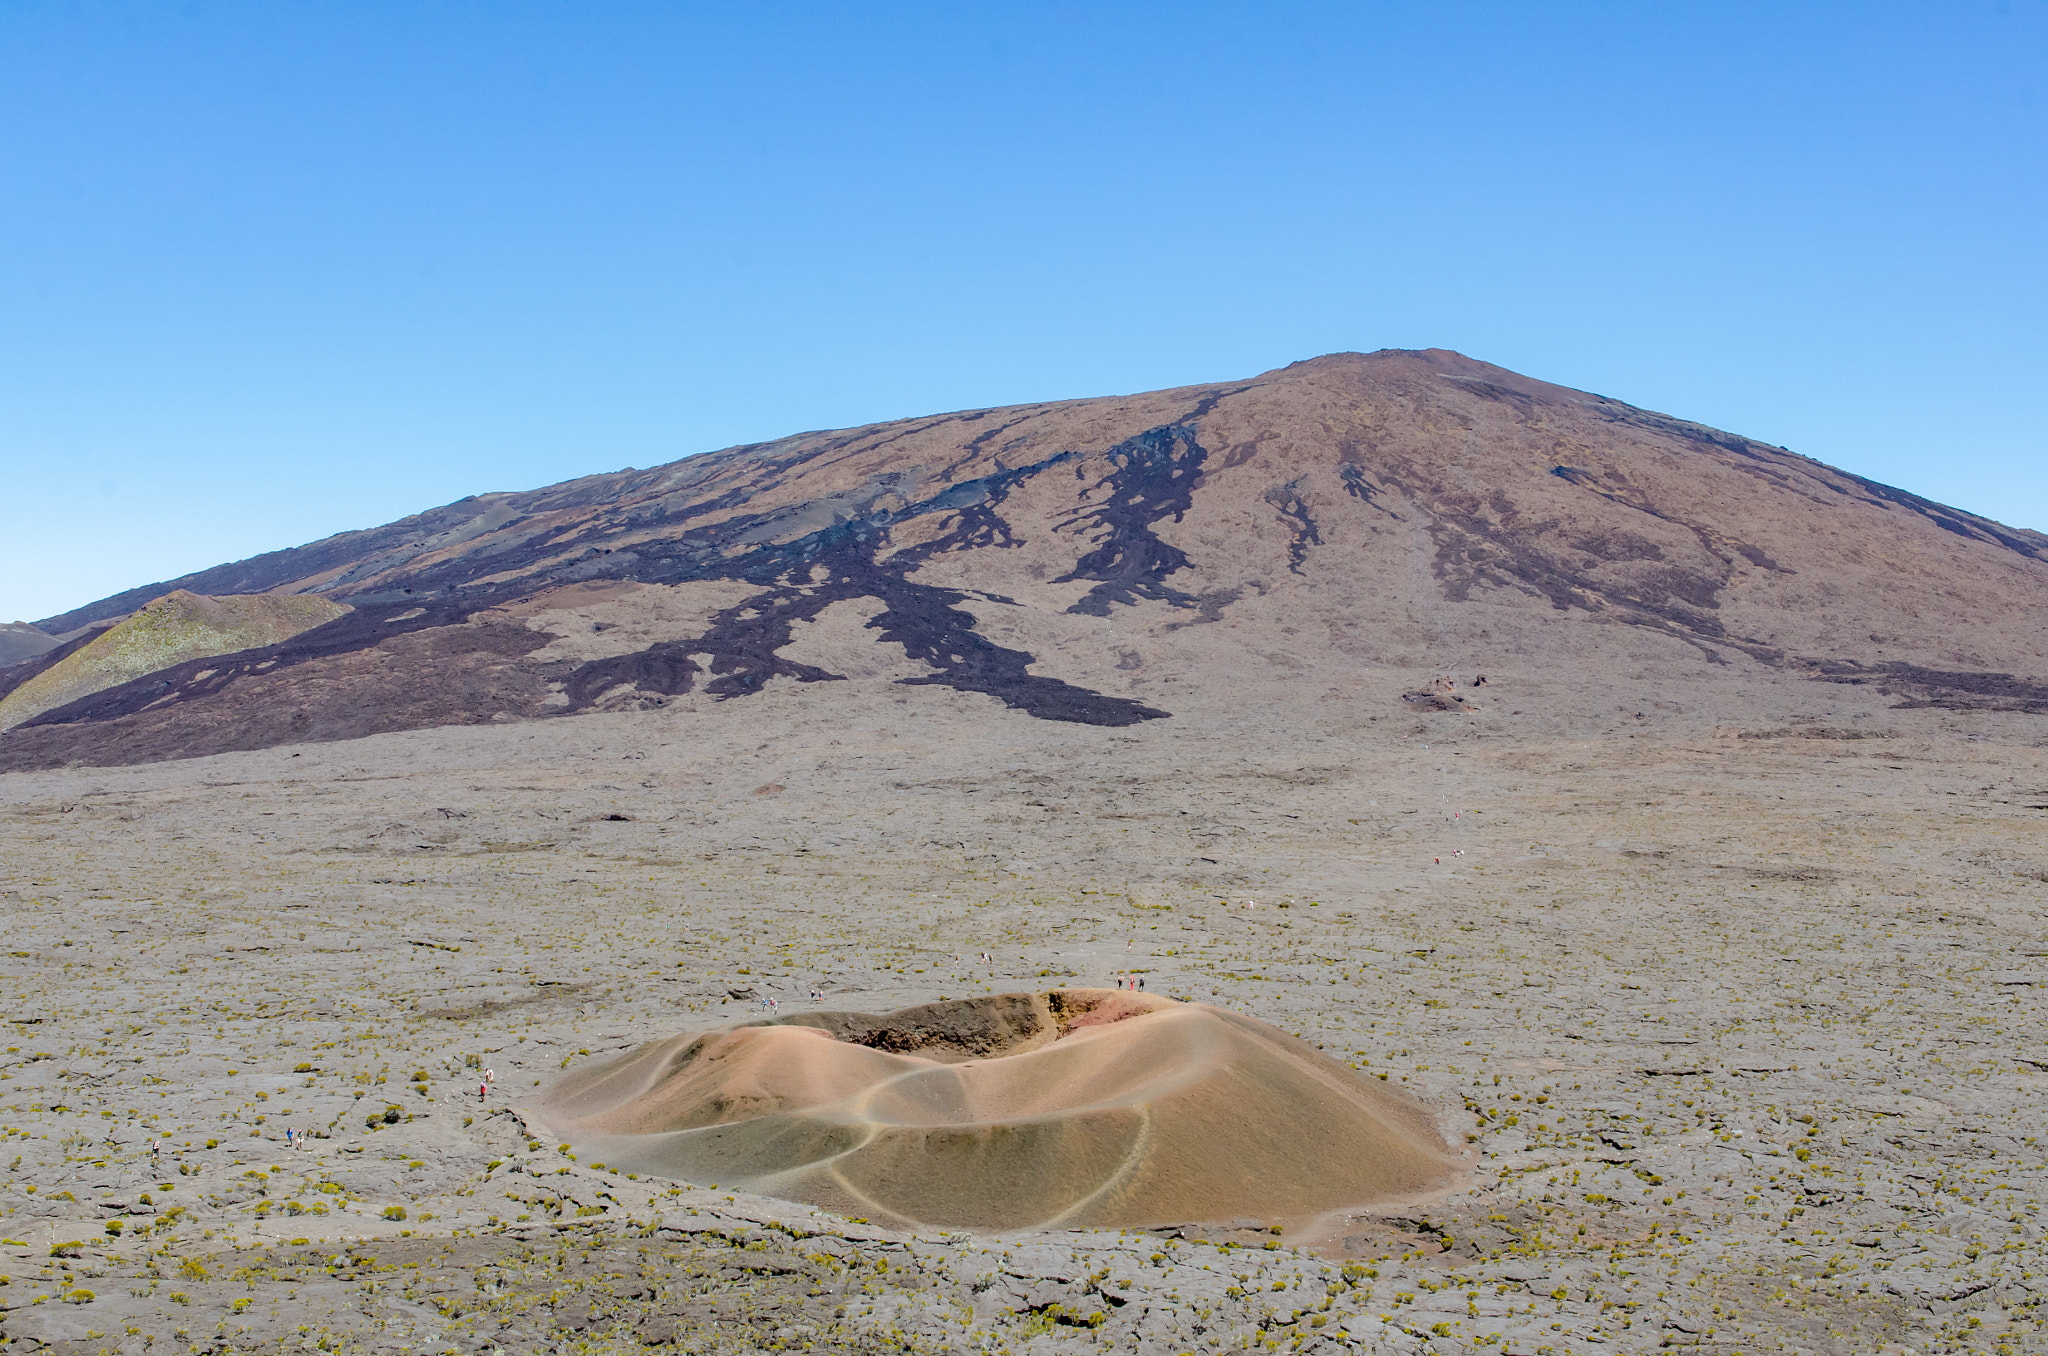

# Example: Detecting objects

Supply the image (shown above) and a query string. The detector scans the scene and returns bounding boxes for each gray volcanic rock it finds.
[0,621,57,667]
[8,347,2048,771]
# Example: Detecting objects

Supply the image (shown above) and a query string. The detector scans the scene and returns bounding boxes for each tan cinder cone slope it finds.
[0,589,349,731]
[8,348,2047,769]
[529,990,1459,1230]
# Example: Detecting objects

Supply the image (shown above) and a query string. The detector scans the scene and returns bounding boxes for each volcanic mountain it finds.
[6,348,2046,771]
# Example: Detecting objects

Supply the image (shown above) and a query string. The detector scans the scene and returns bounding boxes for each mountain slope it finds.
[0,590,351,731]
[0,623,58,667]
[7,348,2046,771]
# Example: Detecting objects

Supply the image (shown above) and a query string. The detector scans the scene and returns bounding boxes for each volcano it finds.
[530,990,1459,1230]
[6,348,2046,771]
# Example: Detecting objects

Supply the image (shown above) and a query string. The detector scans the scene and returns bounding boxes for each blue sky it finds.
[3,2,2044,625]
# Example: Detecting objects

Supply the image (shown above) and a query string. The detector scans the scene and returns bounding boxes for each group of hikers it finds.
[148,1126,319,1164]
[754,991,832,1012]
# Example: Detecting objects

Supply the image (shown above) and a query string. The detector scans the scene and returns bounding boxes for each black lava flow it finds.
[1053,423,1209,616]
[558,446,1176,727]
[1263,483,1324,576]
[17,383,1278,735]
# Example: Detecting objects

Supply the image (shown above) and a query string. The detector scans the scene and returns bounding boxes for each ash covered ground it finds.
[2,670,2046,1355]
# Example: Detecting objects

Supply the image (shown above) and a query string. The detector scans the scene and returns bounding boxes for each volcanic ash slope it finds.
[530,990,1459,1231]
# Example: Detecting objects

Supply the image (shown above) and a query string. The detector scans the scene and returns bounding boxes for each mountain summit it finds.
[7,349,2046,770]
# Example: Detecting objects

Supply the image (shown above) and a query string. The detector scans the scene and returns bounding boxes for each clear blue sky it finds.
[3,2,2044,625]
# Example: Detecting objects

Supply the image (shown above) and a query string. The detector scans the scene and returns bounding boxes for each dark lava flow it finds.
[18,423,1204,739]
[1055,423,1209,616]
[1263,482,1324,575]
[557,447,1172,726]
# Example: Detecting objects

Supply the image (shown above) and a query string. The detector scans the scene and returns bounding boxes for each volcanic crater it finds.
[530,990,1459,1232]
